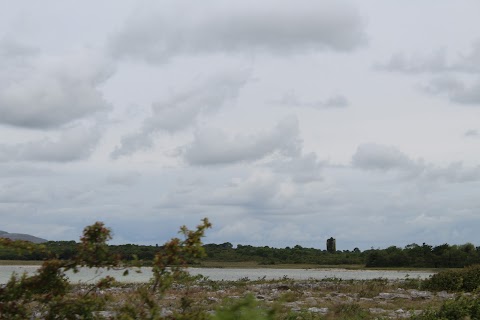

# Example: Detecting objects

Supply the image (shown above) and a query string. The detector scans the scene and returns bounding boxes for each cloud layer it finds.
[110,0,366,63]
[0,45,113,129]
[1,1,480,249]
[0,126,101,162]
[182,116,301,165]
[379,40,480,105]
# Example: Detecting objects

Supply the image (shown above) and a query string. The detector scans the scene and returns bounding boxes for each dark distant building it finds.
[326,237,336,253]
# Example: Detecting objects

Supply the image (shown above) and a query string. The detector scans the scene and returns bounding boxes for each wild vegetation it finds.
[2,237,480,269]
[2,222,480,319]
[0,219,211,319]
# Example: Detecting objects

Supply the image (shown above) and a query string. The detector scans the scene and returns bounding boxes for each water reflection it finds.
[0,266,434,284]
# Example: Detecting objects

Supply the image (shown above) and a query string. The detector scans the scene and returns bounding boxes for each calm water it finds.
[0,266,434,284]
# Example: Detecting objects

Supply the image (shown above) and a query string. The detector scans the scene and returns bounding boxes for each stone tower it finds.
[326,237,336,253]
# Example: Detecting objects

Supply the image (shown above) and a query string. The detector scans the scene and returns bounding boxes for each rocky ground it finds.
[81,278,458,319]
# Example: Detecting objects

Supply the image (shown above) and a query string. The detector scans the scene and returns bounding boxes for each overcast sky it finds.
[1,0,480,250]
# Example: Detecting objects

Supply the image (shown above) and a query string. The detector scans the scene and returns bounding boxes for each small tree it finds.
[0,218,211,319]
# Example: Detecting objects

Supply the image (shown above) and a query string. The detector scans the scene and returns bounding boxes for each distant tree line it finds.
[364,243,480,268]
[202,243,363,265]
[1,239,479,268]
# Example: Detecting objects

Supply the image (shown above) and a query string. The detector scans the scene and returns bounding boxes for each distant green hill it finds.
[0,231,47,243]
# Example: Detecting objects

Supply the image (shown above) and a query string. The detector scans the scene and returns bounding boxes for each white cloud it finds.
[270,152,324,183]
[111,69,249,158]
[109,0,366,63]
[273,92,349,109]
[145,69,249,132]
[182,116,301,165]
[208,170,284,208]
[0,46,114,129]
[0,126,101,162]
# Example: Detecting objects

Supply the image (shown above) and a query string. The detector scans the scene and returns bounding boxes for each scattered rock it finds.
[93,311,115,317]
[437,291,455,299]
[307,307,328,314]
[284,302,300,310]
[409,289,432,299]
[376,292,411,300]
[305,296,317,303]
[277,285,290,290]
[160,309,173,317]
[369,307,386,314]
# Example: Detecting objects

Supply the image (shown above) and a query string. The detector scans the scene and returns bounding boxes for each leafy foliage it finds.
[4,234,480,269]
[0,219,211,319]
[212,294,275,320]
[365,243,480,268]
[413,295,480,320]
[423,265,480,292]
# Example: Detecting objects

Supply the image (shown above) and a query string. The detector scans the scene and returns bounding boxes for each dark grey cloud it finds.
[110,133,154,160]
[0,181,50,204]
[105,171,141,186]
[424,76,480,105]
[465,129,479,137]
[0,46,114,129]
[376,49,448,74]
[0,164,54,177]
[0,38,39,60]
[0,126,101,162]
[111,69,249,158]
[352,143,416,171]
[378,42,480,75]
[273,92,349,109]
[425,162,480,184]
[379,41,480,105]
[183,116,301,165]
[451,40,480,74]
[352,143,480,184]
[109,0,366,63]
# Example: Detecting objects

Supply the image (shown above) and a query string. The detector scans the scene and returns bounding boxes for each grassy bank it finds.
[0,259,438,272]
[196,261,365,269]
[0,260,43,265]
[195,260,440,272]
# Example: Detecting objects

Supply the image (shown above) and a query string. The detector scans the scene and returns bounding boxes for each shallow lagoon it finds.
[0,265,434,284]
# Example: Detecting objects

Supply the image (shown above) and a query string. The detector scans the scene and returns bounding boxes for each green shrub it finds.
[423,265,480,292]
[212,294,275,320]
[423,270,463,292]
[461,265,480,292]
[0,219,211,319]
[333,302,369,320]
[413,295,480,320]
